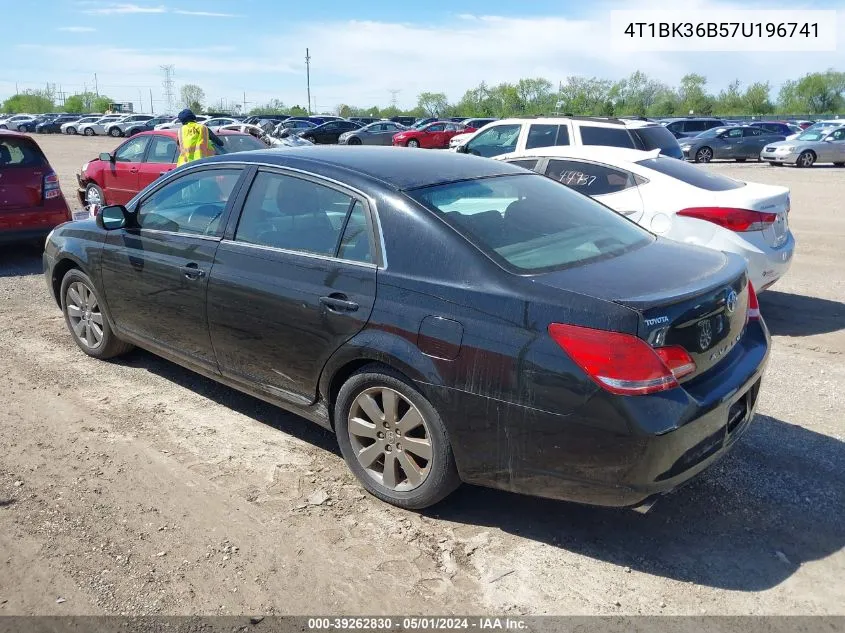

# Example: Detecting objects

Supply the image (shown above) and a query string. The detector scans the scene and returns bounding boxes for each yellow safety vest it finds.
[177,122,215,166]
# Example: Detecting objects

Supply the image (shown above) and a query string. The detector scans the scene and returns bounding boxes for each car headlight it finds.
[82,162,89,172]
[780,146,796,152]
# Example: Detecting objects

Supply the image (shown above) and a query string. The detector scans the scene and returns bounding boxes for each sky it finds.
[3,0,843,114]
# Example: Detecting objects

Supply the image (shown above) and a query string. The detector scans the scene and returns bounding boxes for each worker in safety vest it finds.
[175,109,221,166]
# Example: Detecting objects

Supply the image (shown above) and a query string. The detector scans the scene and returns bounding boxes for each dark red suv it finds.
[0,131,71,243]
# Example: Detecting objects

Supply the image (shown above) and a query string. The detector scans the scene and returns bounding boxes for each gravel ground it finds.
[0,135,843,616]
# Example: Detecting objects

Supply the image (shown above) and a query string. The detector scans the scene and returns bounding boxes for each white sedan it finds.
[154,115,210,130]
[495,145,795,291]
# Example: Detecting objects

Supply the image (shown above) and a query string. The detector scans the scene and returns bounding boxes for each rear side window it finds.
[234,171,355,256]
[630,125,679,152]
[526,124,570,149]
[145,136,178,163]
[0,138,46,167]
[544,159,639,196]
[408,174,651,274]
[579,126,635,149]
[507,159,539,171]
[684,121,708,133]
[743,127,762,137]
[636,157,745,191]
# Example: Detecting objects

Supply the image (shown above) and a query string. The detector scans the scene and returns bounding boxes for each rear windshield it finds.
[217,135,267,153]
[0,137,46,167]
[630,125,681,151]
[636,157,746,191]
[407,174,652,274]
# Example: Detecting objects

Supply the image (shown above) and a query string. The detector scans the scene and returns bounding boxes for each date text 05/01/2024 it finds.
[307,617,528,630]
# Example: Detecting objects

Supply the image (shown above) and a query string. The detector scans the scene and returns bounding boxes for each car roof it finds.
[134,129,248,139]
[0,129,29,138]
[490,116,658,129]
[503,145,658,165]
[203,145,525,190]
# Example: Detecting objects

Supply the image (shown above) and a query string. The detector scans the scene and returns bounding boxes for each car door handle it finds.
[129,167,139,173]
[319,294,359,312]
[182,263,206,280]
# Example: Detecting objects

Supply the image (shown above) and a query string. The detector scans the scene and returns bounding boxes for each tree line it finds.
[4,69,843,118]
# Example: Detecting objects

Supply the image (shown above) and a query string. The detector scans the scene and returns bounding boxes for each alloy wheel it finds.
[798,151,815,168]
[65,281,104,349]
[696,147,712,163]
[408,140,420,148]
[347,387,432,491]
[86,186,102,207]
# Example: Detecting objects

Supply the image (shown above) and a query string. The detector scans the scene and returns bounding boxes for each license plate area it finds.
[727,397,748,434]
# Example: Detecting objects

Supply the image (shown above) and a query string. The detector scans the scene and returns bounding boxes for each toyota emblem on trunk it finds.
[698,320,713,350]
[725,290,738,314]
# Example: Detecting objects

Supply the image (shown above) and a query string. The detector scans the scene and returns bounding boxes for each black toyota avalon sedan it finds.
[43,146,769,511]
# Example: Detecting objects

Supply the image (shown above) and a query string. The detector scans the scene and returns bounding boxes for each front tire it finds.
[108,127,122,137]
[694,147,713,163]
[17,125,28,133]
[66,127,77,135]
[303,135,315,144]
[735,158,746,162]
[85,183,105,209]
[796,151,815,168]
[60,269,134,360]
[334,365,460,509]
[834,162,844,167]
[348,137,362,145]
[407,139,420,148]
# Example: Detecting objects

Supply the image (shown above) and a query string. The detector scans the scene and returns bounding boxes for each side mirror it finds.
[456,144,469,154]
[95,205,131,231]
[99,152,113,162]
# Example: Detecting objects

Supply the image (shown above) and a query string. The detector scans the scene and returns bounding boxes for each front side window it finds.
[426,124,445,133]
[115,136,150,163]
[407,174,651,274]
[725,128,743,139]
[465,124,521,158]
[137,168,241,235]
[234,171,355,256]
[545,160,639,196]
[579,126,635,149]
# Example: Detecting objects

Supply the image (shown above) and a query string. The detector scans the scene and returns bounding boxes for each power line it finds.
[160,64,175,114]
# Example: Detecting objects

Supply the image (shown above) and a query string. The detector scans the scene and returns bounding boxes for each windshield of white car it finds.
[635,156,746,191]
[796,131,828,141]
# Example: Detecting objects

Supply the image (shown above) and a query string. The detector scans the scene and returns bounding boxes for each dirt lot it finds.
[0,135,843,616]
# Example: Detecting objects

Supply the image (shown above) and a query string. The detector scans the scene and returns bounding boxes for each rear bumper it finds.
[0,228,54,245]
[0,201,71,244]
[425,319,770,508]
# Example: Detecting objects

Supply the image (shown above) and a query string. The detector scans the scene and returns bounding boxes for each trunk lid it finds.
[531,239,749,381]
[0,136,47,211]
[708,181,790,248]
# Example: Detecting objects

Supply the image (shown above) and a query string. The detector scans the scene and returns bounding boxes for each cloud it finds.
[173,9,240,17]
[84,3,167,14]
[57,26,98,32]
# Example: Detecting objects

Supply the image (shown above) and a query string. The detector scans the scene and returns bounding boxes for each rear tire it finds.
[334,364,461,510]
[834,162,844,167]
[768,162,782,166]
[83,127,95,137]
[60,269,134,360]
[108,127,122,137]
[17,125,27,133]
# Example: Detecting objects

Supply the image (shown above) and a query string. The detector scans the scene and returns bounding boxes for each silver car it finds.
[103,114,154,138]
[761,126,845,167]
[338,120,408,145]
[678,126,785,163]
[78,115,124,136]
[62,116,101,135]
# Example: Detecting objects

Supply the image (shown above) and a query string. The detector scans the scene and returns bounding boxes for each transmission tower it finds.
[160,64,175,114]
[389,89,400,109]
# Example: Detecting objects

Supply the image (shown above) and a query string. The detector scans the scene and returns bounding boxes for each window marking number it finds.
[558,171,596,187]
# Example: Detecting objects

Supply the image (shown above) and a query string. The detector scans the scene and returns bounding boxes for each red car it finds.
[392,121,467,149]
[0,130,71,244]
[77,129,267,208]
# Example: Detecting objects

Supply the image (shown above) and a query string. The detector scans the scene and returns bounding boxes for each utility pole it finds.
[94,73,99,96]
[150,88,154,114]
[305,48,312,115]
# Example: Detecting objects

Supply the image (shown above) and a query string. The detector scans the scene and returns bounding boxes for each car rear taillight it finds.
[43,172,61,200]
[747,282,760,320]
[548,323,696,396]
[677,207,777,232]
